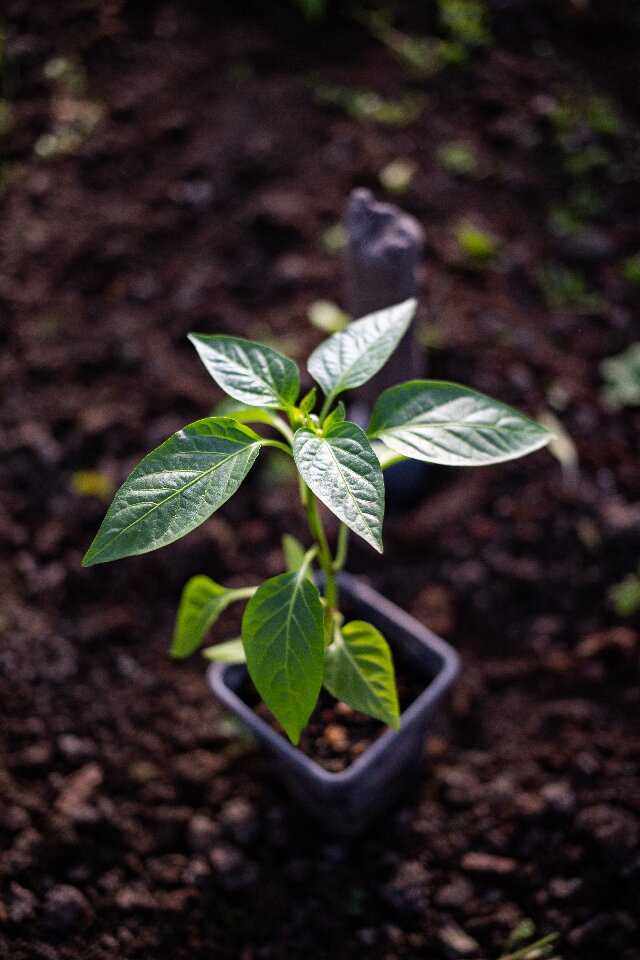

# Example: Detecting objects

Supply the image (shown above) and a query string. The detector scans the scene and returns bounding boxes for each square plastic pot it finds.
[207,571,459,836]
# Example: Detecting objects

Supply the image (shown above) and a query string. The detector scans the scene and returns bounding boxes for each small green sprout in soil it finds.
[437,139,479,177]
[307,299,349,333]
[600,342,640,409]
[378,157,417,195]
[318,221,347,255]
[500,919,561,959]
[538,263,605,314]
[34,54,103,161]
[70,469,115,501]
[455,221,502,265]
[84,300,553,743]
[313,83,424,127]
[609,567,640,618]
[293,0,327,21]
[621,251,640,286]
[438,0,492,51]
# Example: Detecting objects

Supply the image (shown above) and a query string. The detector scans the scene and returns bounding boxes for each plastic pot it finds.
[207,571,459,836]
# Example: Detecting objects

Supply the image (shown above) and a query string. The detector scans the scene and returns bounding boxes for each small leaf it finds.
[324,621,399,729]
[242,570,325,743]
[294,420,384,552]
[189,334,300,409]
[203,637,246,664]
[282,534,313,582]
[307,299,416,399]
[83,418,262,566]
[322,401,346,431]
[299,386,318,415]
[369,381,553,466]
[171,576,237,659]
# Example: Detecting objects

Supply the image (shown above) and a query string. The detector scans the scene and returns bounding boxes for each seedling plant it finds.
[84,300,552,743]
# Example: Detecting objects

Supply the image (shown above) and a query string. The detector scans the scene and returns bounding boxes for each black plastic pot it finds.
[207,572,459,836]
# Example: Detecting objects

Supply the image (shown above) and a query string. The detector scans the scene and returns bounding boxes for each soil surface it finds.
[2,1,640,958]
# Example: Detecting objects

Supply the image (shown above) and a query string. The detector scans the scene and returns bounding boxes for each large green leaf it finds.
[171,576,252,659]
[307,298,416,399]
[324,621,399,730]
[368,380,553,466]
[242,570,325,743]
[294,420,384,552]
[188,334,300,409]
[82,418,262,566]
[203,637,246,664]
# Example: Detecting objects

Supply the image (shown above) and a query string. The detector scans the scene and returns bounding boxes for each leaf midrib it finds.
[334,634,390,714]
[323,434,379,547]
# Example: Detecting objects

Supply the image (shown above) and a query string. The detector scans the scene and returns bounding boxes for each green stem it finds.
[304,484,337,644]
[269,414,295,445]
[318,392,335,423]
[333,522,349,571]
[231,585,259,600]
[501,935,559,960]
[261,439,294,457]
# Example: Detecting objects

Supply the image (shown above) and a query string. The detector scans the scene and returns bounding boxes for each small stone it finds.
[2,807,30,834]
[460,852,518,876]
[3,828,43,873]
[549,876,582,899]
[209,842,259,891]
[55,763,103,817]
[115,883,155,911]
[437,767,481,807]
[323,724,349,752]
[356,928,378,946]
[435,876,473,909]
[514,792,546,819]
[43,885,93,930]
[411,584,455,636]
[12,743,52,772]
[575,804,639,866]
[219,798,259,845]
[186,812,220,853]
[172,749,226,786]
[540,781,576,815]
[182,856,211,887]
[439,921,480,957]
[8,883,37,924]
[128,760,160,784]
[57,735,97,765]
[147,854,188,887]
[576,627,637,662]
[383,860,430,914]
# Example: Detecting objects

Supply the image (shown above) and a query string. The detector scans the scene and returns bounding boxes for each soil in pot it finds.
[238,649,430,772]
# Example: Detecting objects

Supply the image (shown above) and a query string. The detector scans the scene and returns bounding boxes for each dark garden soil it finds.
[1,1,640,957]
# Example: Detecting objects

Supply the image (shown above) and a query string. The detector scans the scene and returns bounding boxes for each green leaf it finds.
[242,570,325,743]
[171,575,245,659]
[299,386,317,415]
[282,534,313,582]
[307,298,416,398]
[294,420,384,552]
[82,417,262,566]
[324,621,400,729]
[203,637,246,664]
[189,333,300,409]
[368,380,553,466]
[322,400,346,431]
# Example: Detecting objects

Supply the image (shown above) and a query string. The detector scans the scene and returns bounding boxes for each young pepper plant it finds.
[83,299,553,743]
